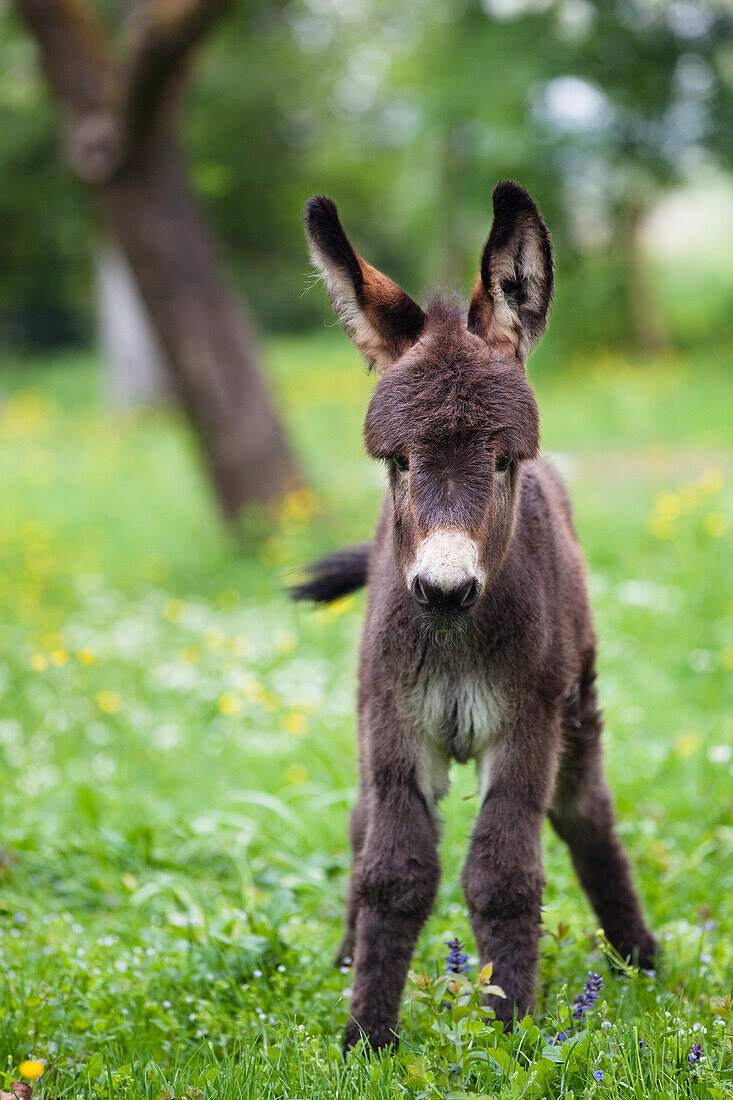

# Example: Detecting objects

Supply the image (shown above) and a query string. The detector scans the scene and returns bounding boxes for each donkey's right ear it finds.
[305,196,425,372]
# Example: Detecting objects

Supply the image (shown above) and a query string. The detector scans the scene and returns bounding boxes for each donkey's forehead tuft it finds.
[363,298,540,461]
[416,297,490,362]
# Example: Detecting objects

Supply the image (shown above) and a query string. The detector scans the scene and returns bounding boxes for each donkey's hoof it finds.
[608,930,659,973]
[343,1020,398,1055]
[636,931,660,972]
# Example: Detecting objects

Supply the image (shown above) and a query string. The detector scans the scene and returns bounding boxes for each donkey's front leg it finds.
[345,768,440,1052]
[462,717,558,1029]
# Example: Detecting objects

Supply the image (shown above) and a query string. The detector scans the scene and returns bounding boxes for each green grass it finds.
[0,334,731,1098]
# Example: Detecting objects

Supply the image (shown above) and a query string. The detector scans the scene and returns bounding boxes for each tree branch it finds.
[122,0,234,146]
[13,0,112,113]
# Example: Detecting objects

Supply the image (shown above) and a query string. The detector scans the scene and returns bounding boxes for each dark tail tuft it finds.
[289,544,370,604]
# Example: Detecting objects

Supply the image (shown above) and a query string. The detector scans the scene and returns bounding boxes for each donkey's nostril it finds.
[459,578,479,608]
[411,575,430,606]
[411,573,480,612]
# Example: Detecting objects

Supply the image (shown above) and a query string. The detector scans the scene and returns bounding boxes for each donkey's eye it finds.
[393,453,409,473]
[495,454,513,473]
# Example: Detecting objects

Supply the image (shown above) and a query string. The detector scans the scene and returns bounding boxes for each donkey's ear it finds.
[467,181,553,361]
[305,196,425,372]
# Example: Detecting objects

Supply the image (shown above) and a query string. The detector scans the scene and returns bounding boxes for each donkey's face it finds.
[305,182,553,627]
[362,314,541,620]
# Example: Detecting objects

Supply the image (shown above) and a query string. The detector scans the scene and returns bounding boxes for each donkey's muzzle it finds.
[407,529,484,615]
[411,574,479,613]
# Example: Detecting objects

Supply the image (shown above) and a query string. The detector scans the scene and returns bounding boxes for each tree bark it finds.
[101,134,298,514]
[14,0,299,519]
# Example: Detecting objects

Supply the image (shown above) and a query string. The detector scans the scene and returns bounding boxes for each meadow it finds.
[0,334,731,1098]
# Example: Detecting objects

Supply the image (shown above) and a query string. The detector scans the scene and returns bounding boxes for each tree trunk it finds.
[98,134,298,516]
[13,0,299,520]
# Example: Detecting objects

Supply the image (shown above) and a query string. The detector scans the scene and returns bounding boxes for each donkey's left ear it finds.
[305,196,425,372]
[467,181,554,362]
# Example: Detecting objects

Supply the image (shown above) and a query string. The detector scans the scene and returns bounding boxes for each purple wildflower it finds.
[444,939,471,975]
[571,971,603,1021]
[549,971,604,1045]
[688,1043,703,1066]
[593,1069,604,1081]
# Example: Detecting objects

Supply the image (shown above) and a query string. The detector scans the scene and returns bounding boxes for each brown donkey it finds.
[294,181,657,1052]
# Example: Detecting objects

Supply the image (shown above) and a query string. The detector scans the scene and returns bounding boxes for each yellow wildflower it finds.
[258,690,280,713]
[675,732,700,757]
[77,648,97,665]
[179,646,200,665]
[217,692,241,716]
[654,492,682,521]
[238,674,262,698]
[282,711,308,736]
[19,1061,44,1080]
[30,653,48,672]
[3,390,49,434]
[285,763,309,784]
[271,487,319,523]
[96,690,121,715]
[50,649,68,666]
[703,512,729,538]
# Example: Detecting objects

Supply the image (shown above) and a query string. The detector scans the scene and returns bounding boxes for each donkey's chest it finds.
[410,673,501,766]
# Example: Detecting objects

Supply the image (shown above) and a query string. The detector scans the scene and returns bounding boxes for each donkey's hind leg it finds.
[334,793,368,967]
[549,668,657,968]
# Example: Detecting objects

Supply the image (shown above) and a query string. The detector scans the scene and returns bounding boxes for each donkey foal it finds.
[294,181,657,1052]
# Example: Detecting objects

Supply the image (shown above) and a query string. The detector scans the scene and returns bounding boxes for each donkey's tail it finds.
[289,544,370,604]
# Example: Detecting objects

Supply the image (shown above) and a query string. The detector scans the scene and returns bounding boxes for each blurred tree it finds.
[12,0,298,518]
[530,0,732,352]
[1,0,731,359]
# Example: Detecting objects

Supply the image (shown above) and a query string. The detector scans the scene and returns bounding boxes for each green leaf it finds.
[406,1057,433,1084]
[518,1016,542,1044]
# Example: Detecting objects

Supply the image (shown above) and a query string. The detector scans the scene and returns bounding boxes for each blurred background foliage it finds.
[0,0,731,357]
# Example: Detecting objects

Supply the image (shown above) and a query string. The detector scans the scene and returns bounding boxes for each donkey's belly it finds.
[409,673,502,804]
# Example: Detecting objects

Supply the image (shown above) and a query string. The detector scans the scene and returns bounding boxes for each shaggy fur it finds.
[295,181,657,1052]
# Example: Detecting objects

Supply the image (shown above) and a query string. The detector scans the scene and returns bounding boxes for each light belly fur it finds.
[409,674,502,808]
